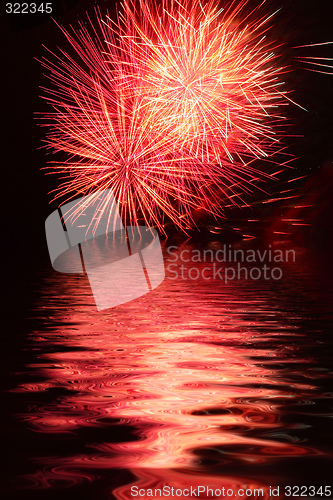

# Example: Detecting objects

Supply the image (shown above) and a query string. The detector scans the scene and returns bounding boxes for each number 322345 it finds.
[6,3,52,14]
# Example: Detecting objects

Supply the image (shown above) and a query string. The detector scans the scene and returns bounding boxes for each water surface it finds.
[5,242,333,499]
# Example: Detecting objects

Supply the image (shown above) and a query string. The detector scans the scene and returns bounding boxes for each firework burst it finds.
[40,0,295,232]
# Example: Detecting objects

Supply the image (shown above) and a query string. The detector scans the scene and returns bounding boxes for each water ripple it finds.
[9,243,333,496]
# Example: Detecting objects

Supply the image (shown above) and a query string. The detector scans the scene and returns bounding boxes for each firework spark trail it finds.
[294,42,333,75]
[39,0,297,232]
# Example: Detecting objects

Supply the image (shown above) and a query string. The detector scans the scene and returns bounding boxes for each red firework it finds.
[39,0,296,232]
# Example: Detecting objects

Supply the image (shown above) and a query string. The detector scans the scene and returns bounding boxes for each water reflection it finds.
[12,242,333,497]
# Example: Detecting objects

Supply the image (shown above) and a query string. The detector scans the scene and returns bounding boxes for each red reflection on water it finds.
[14,244,322,493]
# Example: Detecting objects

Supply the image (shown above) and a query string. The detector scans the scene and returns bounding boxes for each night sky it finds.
[2,0,333,253]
